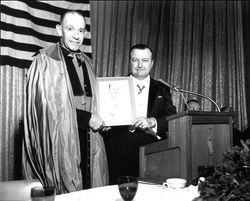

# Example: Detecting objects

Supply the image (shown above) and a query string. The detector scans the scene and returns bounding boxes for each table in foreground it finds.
[55,181,200,201]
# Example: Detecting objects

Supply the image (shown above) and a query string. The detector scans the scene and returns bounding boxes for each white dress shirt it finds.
[131,75,150,118]
[130,75,158,137]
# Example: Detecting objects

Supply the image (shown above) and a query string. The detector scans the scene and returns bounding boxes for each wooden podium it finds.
[139,111,234,184]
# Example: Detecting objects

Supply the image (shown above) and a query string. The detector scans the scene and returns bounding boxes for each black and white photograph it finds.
[0,1,250,201]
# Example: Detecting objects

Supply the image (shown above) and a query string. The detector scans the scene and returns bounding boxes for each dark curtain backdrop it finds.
[0,0,249,181]
[242,1,250,127]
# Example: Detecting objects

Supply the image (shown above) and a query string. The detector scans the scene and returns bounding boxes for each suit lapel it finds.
[147,78,158,116]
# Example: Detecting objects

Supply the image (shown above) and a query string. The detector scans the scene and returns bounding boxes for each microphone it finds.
[158,79,221,112]
[158,79,189,110]
[158,79,180,92]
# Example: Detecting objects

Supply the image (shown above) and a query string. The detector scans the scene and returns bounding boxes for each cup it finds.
[31,186,55,201]
[162,178,187,189]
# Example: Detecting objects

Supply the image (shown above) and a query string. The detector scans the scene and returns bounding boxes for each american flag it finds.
[0,0,91,69]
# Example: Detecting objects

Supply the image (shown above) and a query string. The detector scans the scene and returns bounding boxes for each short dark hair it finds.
[59,10,86,25]
[129,44,154,60]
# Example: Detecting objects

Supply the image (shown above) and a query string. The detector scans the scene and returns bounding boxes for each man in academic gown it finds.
[22,10,108,194]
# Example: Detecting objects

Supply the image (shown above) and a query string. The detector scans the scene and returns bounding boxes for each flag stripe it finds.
[1,38,42,53]
[1,55,33,69]
[0,0,92,69]
[1,12,58,37]
[1,15,91,42]
[1,6,91,32]
[1,3,58,28]
[1,22,59,44]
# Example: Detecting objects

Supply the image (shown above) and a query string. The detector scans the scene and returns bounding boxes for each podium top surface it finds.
[166,111,234,122]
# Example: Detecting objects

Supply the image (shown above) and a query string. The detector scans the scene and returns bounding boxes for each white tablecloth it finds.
[55,182,200,201]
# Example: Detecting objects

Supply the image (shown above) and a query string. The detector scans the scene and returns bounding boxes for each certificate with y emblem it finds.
[96,76,136,126]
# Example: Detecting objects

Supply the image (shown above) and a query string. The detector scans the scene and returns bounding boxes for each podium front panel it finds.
[167,111,233,183]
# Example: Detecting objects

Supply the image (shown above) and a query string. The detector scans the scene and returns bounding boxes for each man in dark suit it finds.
[102,44,177,184]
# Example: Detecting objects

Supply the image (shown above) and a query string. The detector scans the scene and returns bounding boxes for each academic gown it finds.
[22,43,108,194]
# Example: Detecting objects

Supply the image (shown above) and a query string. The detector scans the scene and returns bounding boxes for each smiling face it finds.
[56,12,86,51]
[130,48,154,80]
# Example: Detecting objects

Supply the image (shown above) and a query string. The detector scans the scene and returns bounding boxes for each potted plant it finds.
[195,139,250,201]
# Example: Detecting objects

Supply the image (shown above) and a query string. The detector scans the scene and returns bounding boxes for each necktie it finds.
[136,84,145,94]
[68,52,82,66]
[68,52,92,97]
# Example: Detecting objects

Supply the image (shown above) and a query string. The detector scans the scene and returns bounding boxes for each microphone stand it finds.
[158,79,221,112]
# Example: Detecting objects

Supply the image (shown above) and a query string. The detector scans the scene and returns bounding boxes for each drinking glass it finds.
[118,176,138,201]
[31,186,55,201]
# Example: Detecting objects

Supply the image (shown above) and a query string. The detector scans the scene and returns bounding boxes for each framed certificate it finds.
[96,76,136,126]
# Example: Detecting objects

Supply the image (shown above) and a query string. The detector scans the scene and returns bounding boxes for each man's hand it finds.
[132,117,156,130]
[89,113,105,131]
[131,117,160,139]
